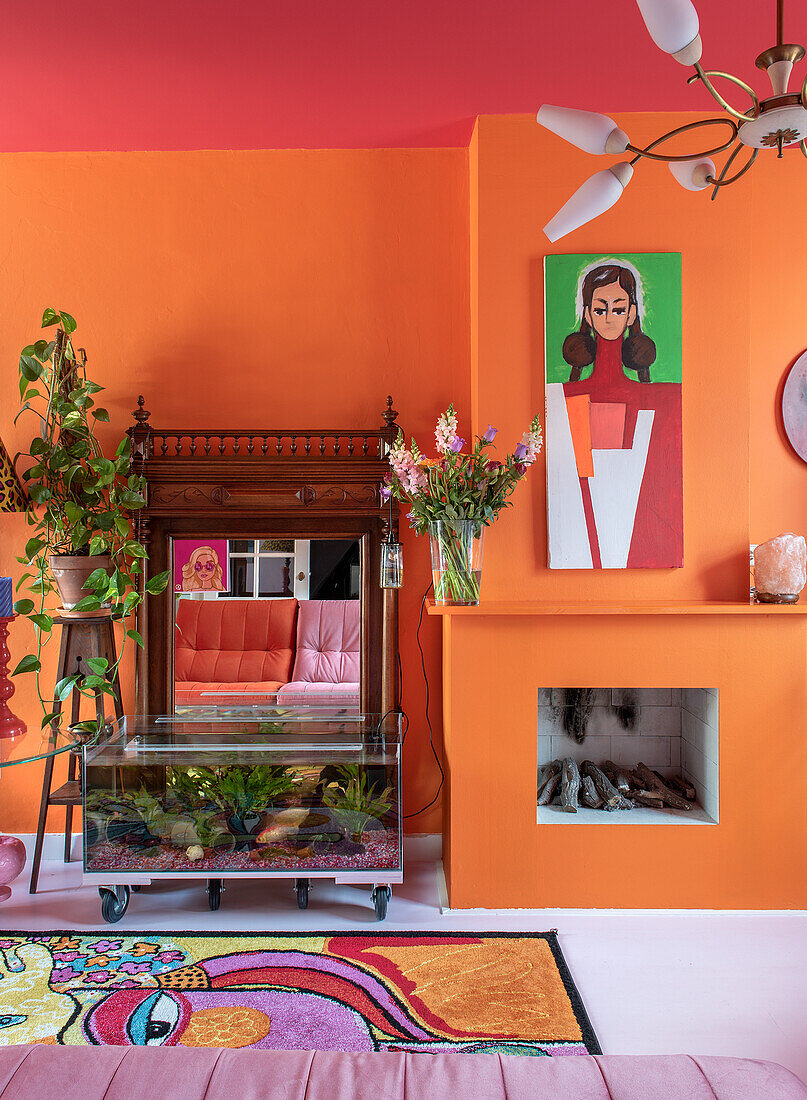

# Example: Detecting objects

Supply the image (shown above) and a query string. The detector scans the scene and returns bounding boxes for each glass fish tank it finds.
[83,709,402,912]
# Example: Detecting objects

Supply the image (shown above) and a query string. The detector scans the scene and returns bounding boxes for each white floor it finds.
[1,852,806,1083]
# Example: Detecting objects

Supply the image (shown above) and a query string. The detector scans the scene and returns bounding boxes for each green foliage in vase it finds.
[322,765,393,838]
[10,309,170,738]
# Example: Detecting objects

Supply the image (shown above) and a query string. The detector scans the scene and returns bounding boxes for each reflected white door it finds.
[293,540,311,599]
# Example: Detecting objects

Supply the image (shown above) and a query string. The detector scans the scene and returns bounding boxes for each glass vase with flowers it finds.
[384,406,542,605]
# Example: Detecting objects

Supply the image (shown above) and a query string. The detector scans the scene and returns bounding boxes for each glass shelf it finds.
[0,728,81,770]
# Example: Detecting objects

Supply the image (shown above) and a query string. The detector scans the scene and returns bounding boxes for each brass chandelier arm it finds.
[688,64,760,122]
[802,71,807,108]
[800,139,807,160]
[626,117,739,166]
[708,143,759,201]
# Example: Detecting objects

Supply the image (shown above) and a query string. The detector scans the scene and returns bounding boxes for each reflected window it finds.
[217,538,359,600]
[259,556,294,597]
[229,557,254,597]
[310,540,360,599]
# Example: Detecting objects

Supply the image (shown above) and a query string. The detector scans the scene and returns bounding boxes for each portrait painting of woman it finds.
[174,541,229,592]
[543,253,683,569]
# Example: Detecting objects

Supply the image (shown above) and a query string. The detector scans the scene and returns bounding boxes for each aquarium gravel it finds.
[86,830,400,874]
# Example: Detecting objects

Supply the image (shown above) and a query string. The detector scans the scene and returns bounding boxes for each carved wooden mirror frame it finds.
[127,397,401,717]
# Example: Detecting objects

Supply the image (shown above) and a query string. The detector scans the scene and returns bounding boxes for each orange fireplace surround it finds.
[432,601,807,910]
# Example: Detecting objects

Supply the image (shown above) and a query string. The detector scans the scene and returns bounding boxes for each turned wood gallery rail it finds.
[131,396,398,460]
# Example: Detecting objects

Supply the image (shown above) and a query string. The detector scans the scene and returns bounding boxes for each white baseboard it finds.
[403,833,442,862]
[12,834,81,862]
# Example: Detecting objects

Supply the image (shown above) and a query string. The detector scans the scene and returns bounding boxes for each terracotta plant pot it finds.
[48,554,112,611]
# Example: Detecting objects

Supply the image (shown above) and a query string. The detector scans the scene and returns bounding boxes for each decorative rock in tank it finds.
[754,533,807,604]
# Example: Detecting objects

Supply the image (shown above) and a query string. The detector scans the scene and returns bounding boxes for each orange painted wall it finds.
[748,149,807,545]
[471,112,754,600]
[437,113,807,908]
[2,112,806,888]
[0,148,469,835]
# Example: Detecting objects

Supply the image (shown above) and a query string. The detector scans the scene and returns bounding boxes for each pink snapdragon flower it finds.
[434,407,458,454]
[389,441,427,495]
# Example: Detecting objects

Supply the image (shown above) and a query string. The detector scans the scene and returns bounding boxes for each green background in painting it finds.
[544,253,682,385]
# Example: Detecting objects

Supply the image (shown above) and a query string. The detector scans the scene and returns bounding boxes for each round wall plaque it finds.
[782,350,807,462]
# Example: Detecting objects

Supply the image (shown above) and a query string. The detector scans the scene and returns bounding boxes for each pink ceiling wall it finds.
[2,0,804,150]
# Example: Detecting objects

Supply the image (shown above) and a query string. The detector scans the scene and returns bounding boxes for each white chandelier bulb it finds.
[635,0,702,64]
[537,105,630,156]
[767,59,794,96]
[668,157,715,191]
[543,163,634,243]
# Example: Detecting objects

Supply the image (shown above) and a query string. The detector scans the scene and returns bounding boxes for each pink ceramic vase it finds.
[0,835,26,902]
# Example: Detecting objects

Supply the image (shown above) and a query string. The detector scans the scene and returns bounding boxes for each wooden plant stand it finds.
[29,614,123,894]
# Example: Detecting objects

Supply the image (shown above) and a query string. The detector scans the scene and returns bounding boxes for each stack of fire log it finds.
[537,759,696,813]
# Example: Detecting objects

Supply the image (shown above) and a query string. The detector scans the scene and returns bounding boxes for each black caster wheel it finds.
[372,885,391,921]
[295,879,310,910]
[99,886,130,924]
[131,885,142,893]
[207,879,222,911]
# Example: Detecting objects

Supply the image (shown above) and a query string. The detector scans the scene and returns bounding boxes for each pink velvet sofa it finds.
[174,598,359,708]
[0,1048,803,1098]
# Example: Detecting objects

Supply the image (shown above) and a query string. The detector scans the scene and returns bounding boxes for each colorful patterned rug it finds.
[0,930,599,1055]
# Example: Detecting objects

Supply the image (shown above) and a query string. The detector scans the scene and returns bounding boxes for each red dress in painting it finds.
[563,336,683,568]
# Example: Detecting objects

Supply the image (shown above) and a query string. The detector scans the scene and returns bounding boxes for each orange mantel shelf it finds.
[427,599,807,616]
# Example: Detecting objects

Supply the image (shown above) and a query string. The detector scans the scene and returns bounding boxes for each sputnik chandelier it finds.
[537,0,807,241]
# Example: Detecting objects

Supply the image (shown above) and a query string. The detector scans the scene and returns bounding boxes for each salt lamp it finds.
[754,533,807,604]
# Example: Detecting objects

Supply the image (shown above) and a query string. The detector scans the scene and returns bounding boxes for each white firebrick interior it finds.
[537,688,719,824]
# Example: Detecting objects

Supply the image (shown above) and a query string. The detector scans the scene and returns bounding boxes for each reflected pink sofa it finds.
[0,1048,803,1099]
[276,599,360,707]
[174,598,359,707]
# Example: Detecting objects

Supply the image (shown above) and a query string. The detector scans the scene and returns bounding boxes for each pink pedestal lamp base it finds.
[0,617,28,901]
[0,837,26,903]
[0,616,26,740]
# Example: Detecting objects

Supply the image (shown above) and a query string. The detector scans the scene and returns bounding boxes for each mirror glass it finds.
[172,537,361,714]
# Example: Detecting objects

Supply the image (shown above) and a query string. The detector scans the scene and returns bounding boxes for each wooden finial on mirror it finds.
[383,395,398,428]
[133,395,151,425]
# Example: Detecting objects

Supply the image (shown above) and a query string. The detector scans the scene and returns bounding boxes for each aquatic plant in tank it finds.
[194,765,299,849]
[322,764,393,843]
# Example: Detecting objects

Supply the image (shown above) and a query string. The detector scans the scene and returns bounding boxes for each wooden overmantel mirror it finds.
[127,397,401,718]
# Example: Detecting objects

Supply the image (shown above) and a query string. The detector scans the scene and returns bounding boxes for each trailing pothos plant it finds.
[11,308,170,738]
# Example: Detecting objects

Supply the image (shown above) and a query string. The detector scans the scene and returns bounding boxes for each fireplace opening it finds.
[537,689,718,824]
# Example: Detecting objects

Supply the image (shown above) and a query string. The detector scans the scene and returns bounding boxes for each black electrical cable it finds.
[403,581,444,820]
